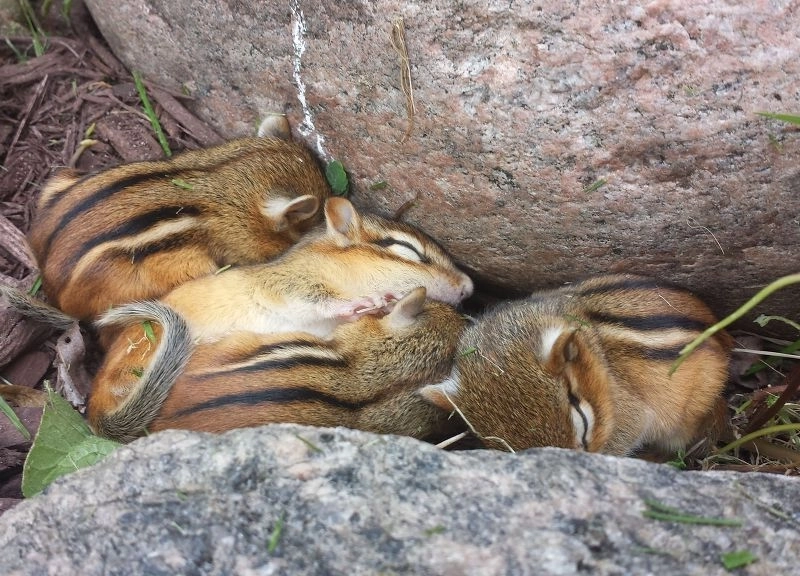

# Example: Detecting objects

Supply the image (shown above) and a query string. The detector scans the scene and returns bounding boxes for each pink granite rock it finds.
[83,0,799,323]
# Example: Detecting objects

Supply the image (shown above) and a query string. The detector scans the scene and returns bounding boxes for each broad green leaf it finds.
[325,160,349,196]
[22,388,119,497]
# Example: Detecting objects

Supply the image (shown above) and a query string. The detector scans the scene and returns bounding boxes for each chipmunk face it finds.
[421,303,613,452]
[320,198,474,305]
[422,275,731,456]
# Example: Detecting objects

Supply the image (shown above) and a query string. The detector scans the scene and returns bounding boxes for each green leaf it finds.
[325,160,349,196]
[582,178,607,193]
[267,514,285,553]
[142,320,157,344]
[27,276,42,296]
[22,387,120,497]
[756,112,800,126]
[0,395,31,440]
[170,178,194,190]
[721,550,757,570]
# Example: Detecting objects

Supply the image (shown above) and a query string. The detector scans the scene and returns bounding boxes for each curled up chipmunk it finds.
[88,196,473,420]
[88,287,468,443]
[27,116,331,321]
[420,274,732,456]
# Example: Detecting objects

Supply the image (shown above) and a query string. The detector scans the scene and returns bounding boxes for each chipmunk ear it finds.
[325,197,362,245]
[264,195,319,231]
[542,328,579,375]
[282,195,320,225]
[256,113,292,140]
[419,373,460,411]
[386,287,427,328]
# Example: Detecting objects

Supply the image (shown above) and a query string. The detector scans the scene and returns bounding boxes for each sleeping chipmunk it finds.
[88,196,473,419]
[420,274,731,456]
[88,287,468,443]
[28,117,330,321]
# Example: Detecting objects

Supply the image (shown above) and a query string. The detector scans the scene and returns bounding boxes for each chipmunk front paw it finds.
[333,293,399,321]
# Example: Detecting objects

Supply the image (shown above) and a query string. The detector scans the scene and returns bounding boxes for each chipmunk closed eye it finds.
[421,274,731,456]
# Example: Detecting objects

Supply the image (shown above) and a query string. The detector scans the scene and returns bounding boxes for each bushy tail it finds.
[0,285,76,331]
[93,301,193,443]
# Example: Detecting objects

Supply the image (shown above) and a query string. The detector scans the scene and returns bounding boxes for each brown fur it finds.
[154,197,473,343]
[90,288,468,443]
[29,134,330,320]
[421,274,732,456]
[88,197,473,421]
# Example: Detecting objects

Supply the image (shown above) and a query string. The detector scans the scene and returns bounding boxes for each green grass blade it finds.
[0,394,31,440]
[643,500,742,527]
[671,273,800,375]
[132,70,172,157]
[714,423,800,456]
[756,112,800,125]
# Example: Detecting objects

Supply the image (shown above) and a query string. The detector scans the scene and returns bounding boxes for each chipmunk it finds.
[88,287,468,443]
[420,274,731,456]
[87,196,473,418]
[28,117,330,320]
[153,196,473,342]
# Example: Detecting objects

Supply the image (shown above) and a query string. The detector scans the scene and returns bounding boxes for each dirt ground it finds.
[0,1,222,513]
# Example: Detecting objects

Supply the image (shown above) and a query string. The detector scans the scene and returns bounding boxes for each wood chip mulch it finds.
[0,2,222,515]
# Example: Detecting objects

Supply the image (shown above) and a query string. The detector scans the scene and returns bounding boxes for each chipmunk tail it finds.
[92,302,193,443]
[0,284,76,331]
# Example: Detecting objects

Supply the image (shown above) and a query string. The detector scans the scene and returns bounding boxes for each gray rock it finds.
[81,0,800,325]
[0,424,797,575]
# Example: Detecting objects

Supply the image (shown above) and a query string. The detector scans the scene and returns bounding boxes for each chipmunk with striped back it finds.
[28,117,330,320]
[420,274,731,456]
[88,196,473,419]
[88,288,468,443]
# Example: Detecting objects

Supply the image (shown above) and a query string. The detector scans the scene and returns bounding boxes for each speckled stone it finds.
[1,424,798,575]
[82,0,800,325]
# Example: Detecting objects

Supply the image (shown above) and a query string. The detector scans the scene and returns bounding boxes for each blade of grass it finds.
[132,70,172,157]
[643,500,742,527]
[756,112,800,125]
[19,0,47,57]
[715,423,800,456]
[671,273,800,375]
[0,394,31,440]
[267,514,285,553]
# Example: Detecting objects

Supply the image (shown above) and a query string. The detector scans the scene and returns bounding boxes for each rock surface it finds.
[0,424,798,575]
[82,0,799,324]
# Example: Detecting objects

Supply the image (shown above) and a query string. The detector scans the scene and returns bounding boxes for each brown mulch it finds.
[0,0,222,514]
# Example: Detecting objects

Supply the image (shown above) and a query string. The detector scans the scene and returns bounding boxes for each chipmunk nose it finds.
[459,274,474,300]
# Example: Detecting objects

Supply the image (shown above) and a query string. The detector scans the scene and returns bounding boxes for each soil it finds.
[0,0,221,514]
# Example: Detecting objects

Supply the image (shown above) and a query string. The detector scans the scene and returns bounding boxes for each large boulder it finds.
[83,0,799,323]
[1,424,797,574]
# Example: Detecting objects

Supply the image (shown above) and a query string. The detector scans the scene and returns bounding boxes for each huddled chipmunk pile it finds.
[3,118,733,458]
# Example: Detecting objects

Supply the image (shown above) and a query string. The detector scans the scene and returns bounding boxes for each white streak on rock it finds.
[290,0,328,159]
